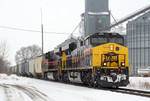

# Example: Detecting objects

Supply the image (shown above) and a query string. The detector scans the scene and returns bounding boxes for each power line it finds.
[0,25,70,35]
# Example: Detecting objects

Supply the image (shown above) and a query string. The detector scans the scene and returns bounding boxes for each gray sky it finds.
[0,0,150,65]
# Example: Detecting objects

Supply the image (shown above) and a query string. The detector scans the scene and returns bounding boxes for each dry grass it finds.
[139,81,150,89]
[128,81,150,89]
[128,83,136,88]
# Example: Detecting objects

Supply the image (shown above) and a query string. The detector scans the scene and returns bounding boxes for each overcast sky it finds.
[0,0,150,65]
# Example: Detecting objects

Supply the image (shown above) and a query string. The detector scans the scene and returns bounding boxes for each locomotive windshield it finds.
[109,37,123,44]
[90,33,124,46]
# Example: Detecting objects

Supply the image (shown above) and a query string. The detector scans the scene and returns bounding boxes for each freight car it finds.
[34,56,43,78]
[28,59,35,77]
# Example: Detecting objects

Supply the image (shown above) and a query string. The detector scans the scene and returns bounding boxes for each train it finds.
[8,31,130,88]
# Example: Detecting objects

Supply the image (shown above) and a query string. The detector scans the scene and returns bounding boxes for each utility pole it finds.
[41,8,44,56]
[41,8,44,77]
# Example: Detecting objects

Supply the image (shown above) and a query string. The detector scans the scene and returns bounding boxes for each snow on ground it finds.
[0,74,150,101]
[0,74,32,101]
[30,78,150,101]
[0,74,29,85]
[125,77,150,91]
[0,86,5,101]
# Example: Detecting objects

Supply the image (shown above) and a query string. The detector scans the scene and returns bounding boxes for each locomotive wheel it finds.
[44,73,48,80]
[86,73,93,86]
[53,72,58,81]
[81,72,88,85]
[36,74,40,79]
[58,74,62,82]
[62,73,70,83]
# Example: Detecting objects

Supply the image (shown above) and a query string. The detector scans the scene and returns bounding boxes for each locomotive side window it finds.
[91,37,107,44]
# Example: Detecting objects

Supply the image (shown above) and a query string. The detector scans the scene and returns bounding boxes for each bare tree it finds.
[15,44,42,64]
[0,41,10,73]
[0,41,9,59]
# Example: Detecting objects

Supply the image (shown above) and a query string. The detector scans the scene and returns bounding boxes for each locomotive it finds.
[43,31,130,87]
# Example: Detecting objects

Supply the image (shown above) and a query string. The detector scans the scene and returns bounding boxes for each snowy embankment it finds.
[0,74,49,101]
[0,74,29,85]
[0,74,150,101]
[125,77,150,91]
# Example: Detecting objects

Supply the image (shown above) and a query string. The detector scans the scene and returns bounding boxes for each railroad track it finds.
[80,84,150,98]
[39,78,150,98]
[111,88,150,98]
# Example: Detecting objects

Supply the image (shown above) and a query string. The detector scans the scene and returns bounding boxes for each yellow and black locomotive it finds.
[43,31,130,87]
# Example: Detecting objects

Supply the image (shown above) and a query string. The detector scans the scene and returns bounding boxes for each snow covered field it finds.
[126,77,150,91]
[0,74,150,101]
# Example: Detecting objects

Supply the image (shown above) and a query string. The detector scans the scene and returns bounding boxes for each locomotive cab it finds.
[85,32,124,47]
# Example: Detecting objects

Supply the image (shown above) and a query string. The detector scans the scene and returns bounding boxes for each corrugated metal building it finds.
[127,11,150,76]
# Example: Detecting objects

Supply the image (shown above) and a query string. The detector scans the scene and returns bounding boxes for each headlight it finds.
[110,45,113,51]
[121,62,125,67]
[103,62,107,66]
[110,47,113,50]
